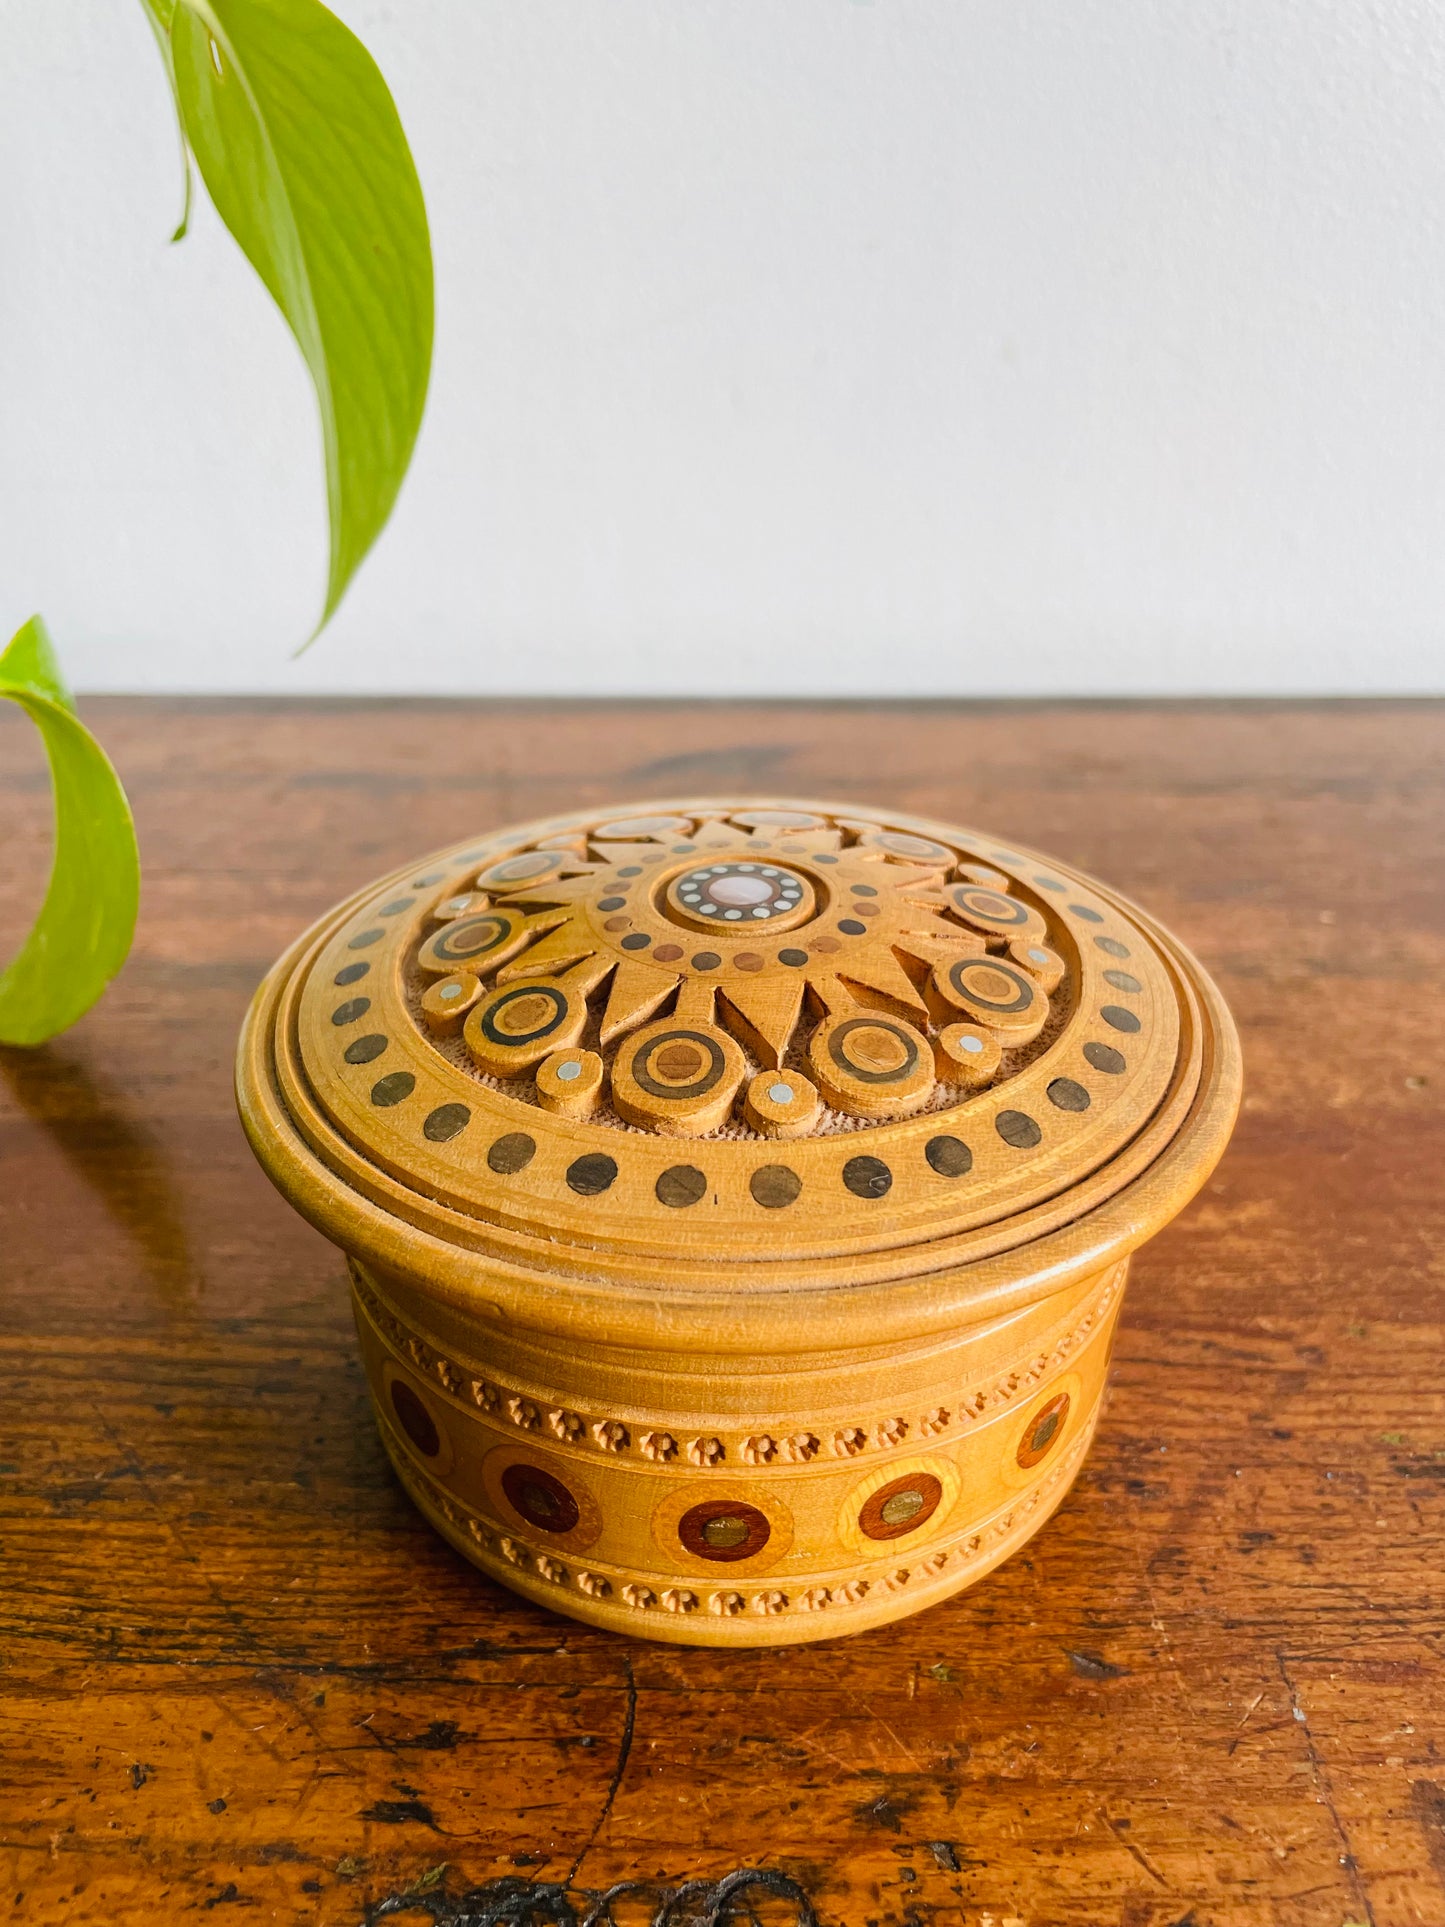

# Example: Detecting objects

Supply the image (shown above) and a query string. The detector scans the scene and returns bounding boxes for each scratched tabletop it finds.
[2,699,1442,1927]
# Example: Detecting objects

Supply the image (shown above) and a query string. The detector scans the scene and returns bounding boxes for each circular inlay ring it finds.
[476,850,568,891]
[928,955,1048,1042]
[729,809,826,831]
[678,1499,772,1563]
[854,829,956,866]
[593,814,693,841]
[464,980,586,1075]
[483,1445,602,1552]
[837,1455,961,1557]
[653,1483,792,1575]
[1017,1390,1071,1468]
[946,884,1047,945]
[631,1029,727,1101]
[663,861,815,935]
[808,1012,935,1120]
[993,1370,1089,1495]
[501,1462,581,1535]
[418,911,530,978]
[859,1471,945,1541]
[611,1019,747,1136]
[380,1361,455,1476]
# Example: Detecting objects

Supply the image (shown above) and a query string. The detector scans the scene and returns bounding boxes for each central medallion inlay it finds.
[664,861,814,934]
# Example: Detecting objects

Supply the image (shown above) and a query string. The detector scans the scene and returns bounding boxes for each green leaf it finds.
[0,619,140,1047]
[138,0,195,240]
[160,0,433,636]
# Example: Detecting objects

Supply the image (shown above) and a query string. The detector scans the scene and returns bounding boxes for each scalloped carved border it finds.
[350,1258,1123,1469]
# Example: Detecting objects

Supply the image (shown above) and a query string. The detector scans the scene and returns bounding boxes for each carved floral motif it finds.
[350,1261,1121,1485]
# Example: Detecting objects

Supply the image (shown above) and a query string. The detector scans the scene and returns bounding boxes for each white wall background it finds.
[2,1,1444,695]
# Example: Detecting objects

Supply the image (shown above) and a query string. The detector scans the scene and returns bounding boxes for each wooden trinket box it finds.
[237,798,1240,1645]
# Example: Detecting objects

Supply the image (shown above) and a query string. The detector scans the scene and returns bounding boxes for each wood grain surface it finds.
[1,698,1441,1927]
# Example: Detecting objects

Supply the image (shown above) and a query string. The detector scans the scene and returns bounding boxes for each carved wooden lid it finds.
[238,799,1240,1345]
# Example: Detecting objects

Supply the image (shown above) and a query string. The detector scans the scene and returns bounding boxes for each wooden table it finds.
[3,699,1442,1927]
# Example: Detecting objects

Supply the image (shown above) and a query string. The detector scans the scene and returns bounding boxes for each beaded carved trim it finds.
[351,1257,1122,1467]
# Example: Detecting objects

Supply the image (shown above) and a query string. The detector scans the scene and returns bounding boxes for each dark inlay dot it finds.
[1018,1391,1071,1468]
[691,952,721,971]
[598,896,627,912]
[380,898,413,916]
[778,948,808,967]
[814,853,838,863]
[925,1135,973,1178]
[1047,1077,1092,1112]
[838,919,867,936]
[670,843,695,854]
[567,1153,619,1196]
[502,1463,580,1535]
[618,865,644,877]
[1034,875,1067,892]
[1083,1041,1127,1075]
[1101,1004,1142,1033]
[411,872,445,887]
[843,1155,893,1199]
[750,1165,801,1209]
[656,1165,708,1208]
[1033,1410,1061,1450]
[331,997,371,1026]
[348,928,384,949]
[1095,935,1130,958]
[620,932,651,951]
[424,1103,472,1143]
[1068,904,1104,923]
[390,1379,440,1457]
[343,1033,388,1065]
[850,883,879,897]
[1103,968,1142,993]
[488,1132,536,1175]
[653,943,684,962]
[333,961,370,985]
[860,1472,944,1542]
[996,1109,1042,1149]
[371,1071,415,1107]
[679,1498,771,1562]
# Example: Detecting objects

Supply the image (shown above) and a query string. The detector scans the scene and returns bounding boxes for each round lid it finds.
[238,798,1239,1344]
